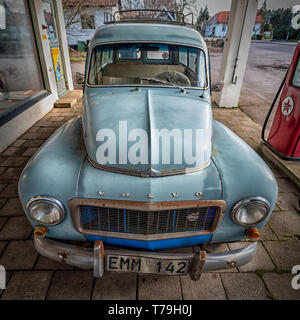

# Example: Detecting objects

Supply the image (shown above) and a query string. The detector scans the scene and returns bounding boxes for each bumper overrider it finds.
[33,235,257,281]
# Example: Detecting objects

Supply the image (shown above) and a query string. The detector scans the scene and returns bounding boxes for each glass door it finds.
[42,0,67,97]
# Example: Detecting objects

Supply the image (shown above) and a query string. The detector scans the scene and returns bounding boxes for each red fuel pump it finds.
[262,42,300,161]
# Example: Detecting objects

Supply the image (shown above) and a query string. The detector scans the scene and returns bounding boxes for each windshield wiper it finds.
[139,77,186,93]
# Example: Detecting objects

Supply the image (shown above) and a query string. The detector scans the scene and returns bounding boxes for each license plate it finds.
[106,254,190,275]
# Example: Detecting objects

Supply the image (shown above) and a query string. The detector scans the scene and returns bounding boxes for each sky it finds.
[194,0,300,16]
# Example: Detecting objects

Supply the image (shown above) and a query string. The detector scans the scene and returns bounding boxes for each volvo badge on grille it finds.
[186,212,200,222]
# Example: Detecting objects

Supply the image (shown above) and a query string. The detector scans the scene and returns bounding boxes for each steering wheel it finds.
[156,71,191,86]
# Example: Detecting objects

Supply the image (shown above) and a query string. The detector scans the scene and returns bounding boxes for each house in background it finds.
[205,11,229,38]
[253,12,263,36]
[63,0,117,49]
[205,10,263,38]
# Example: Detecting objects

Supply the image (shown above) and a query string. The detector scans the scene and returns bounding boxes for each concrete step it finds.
[54,90,82,108]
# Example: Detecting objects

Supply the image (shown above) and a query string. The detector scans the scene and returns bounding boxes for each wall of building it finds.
[65,7,114,46]
[253,22,262,35]
[205,23,227,38]
[205,21,261,38]
[214,24,227,37]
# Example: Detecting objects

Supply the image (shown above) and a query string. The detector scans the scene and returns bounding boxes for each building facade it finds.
[0,0,73,152]
[205,10,263,38]
[63,0,117,48]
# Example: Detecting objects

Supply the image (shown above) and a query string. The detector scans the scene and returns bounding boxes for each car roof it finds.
[90,23,206,49]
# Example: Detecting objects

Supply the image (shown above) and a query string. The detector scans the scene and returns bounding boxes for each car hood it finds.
[83,87,212,176]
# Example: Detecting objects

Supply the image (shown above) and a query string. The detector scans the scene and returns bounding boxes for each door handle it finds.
[49,67,54,72]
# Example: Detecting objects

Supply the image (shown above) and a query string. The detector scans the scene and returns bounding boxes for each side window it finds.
[188,48,198,73]
[88,47,101,84]
[88,49,96,85]
[198,52,207,88]
[292,55,300,88]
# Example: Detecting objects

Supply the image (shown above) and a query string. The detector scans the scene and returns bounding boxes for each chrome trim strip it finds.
[69,198,226,241]
[88,157,211,177]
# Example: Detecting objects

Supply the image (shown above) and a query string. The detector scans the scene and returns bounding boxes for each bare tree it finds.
[62,0,98,29]
[197,5,210,33]
[175,0,196,14]
[63,1,83,29]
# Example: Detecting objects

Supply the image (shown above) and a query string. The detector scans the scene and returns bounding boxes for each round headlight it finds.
[231,197,270,226]
[27,196,65,226]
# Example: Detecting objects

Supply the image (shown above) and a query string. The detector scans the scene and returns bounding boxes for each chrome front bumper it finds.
[34,237,257,280]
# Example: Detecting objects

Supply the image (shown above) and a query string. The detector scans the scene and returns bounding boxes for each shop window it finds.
[0,0,45,125]
[81,14,95,30]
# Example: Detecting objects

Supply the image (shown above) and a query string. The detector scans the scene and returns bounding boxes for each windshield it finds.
[88,43,207,88]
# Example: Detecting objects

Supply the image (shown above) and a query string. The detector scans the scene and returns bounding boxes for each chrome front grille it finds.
[80,206,217,235]
[70,199,226,241]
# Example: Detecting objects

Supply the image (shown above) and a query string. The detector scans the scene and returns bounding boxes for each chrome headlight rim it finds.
[26,195,65,226]
[231,196,270,227]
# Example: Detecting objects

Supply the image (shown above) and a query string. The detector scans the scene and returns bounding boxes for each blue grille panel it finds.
[80,205,217,235]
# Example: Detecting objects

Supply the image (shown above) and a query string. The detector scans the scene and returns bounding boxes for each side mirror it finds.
[76,72,85,85]
[211,80,224,92]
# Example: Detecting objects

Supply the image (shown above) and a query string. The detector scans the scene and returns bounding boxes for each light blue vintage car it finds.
[18,12,277,280]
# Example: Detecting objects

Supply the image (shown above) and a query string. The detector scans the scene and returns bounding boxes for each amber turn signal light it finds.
[245,227,260,240]
[34,226,48,238]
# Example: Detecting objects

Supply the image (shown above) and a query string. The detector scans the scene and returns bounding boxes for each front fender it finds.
[18,116,87,240]
[211,120,278,242]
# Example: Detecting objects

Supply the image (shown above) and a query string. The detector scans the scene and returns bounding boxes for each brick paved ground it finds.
[0,97,299,300]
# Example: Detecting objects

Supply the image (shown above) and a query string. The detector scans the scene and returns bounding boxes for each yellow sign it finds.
[51,47,64,81]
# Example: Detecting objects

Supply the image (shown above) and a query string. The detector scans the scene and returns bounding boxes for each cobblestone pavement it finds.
[0,98,299,300]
